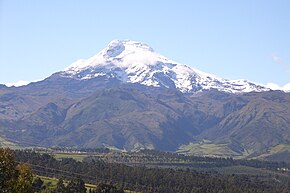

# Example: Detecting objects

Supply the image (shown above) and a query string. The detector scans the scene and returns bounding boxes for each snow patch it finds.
[60,39,272,93]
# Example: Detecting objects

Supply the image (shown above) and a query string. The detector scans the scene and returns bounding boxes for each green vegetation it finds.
[36,175,135,193]
[248,144,290,162]
[269,144,290,154]
[33,176,58,192]
[54,153,91,162]
[14,149,290,193]
[0,137,21,149]
[177,141,245,157]
[0,148,34,193]
[2,147,290,192]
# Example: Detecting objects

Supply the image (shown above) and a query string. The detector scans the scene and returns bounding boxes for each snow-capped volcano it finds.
[62,40,269,93]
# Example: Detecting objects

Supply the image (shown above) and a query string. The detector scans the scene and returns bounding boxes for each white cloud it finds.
[4,79,43,87]
[271,53,290,74]
[283,83,290,91]
[271,53,281,64]
[5,80,30,87]
[266,82,290,92]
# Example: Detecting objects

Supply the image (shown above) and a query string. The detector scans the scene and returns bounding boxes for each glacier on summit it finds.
[62,40,270,93]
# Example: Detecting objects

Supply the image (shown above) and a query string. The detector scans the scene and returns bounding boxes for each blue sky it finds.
[0,0,289,88]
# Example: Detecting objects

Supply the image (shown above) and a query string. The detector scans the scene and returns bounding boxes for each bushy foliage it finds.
[0,148,33,193]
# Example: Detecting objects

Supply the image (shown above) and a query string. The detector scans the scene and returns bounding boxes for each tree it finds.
[0,148,34,193]
[67,178,86,193]
[0,148,17,193]
[32,177,44,191]
[55,178,67,193]
[13,163,33,193]
[95,183,124,193]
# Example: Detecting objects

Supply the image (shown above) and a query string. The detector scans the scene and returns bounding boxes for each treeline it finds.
[36,147,290,170]
[81,148,290,170]
[50,147,111,153]
[139,149,290,169]
[14,150,290,193]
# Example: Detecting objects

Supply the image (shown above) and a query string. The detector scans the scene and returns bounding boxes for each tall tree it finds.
[13,163,33,193]
[67,178,86,193]
[55,178,67,193]
[0,148,34,193]
[0,148,17,193]
[32,177,44,191]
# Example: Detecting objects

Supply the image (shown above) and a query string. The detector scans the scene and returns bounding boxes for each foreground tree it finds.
[0,148,17,192]
[0,148,33,193]
[13,163,33,193]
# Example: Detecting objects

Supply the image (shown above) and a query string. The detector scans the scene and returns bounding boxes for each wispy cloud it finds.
[4,79,43,87]
[5,80,30,87]
[271,53,281,63]
[266,82,290,92]
[271,53,290,74]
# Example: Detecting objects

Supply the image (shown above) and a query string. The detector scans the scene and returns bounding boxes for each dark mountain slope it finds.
[1,81,289,159]
[198,91,290,156]
[4,88,216,150]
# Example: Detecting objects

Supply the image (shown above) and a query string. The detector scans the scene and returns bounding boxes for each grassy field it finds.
[269,144,290,154]
[176,141,247,158]
[177,142,290,161]
[250,144,290,160]
[38,175,96,193]
[0,137,21,149]
[37,176,58,192]
[53,152,122,162]
[53,153,91,162]
[36,175,138,193]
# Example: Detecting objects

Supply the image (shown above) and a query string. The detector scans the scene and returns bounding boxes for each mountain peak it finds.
[105,40,154,58]
[64,39,172,73]
[104,40,126,58]
[62,40,270,93]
